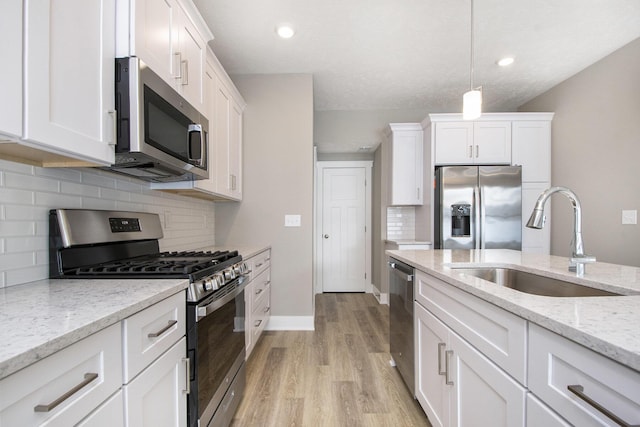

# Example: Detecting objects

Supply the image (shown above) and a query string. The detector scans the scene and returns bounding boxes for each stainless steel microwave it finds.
[107,57,208,182]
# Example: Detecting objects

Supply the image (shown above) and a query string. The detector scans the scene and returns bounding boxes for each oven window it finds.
[143,85,192,162]
[196,289,245,417]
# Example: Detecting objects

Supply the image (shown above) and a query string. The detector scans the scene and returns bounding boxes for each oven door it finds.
[187,278,246,427]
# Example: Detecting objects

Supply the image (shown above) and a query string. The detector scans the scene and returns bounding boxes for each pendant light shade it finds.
[463,0,482,120]
[463,88,482,120]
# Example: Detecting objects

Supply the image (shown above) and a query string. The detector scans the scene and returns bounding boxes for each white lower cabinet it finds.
[415,302,526,427]
[77,390,125,427]
[0,291,187,426]
[0,323,122,426]
[245,249,272,358]
[528,324,640,427]
[526,393,571,427]
[123,337,187,427]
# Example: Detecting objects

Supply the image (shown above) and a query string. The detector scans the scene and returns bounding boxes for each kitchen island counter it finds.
[0,278,188,380]
[386,249,640,372]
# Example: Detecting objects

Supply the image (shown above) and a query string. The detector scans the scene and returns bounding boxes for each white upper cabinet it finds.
[124,0,208,114]
[0,0,22,140]
[387,123,424,206]
[512,120,552,183]
[434,120,511,165]
[0,0,116,167]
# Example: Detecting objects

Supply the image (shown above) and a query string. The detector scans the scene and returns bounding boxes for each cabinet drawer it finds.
[528,324,640,427]
[250,249,271,279]
[526,393,571,427]
[251,267,271,307]
[415,270,527,384]
[122,292,186,383]
[251,291,270,343]
[76,390,124,427]
[0,323,122,427]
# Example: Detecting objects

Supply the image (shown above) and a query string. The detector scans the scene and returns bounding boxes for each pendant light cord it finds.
[470,0,474,91]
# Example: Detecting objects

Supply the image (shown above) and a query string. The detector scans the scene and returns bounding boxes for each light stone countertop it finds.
[386,249,640,372]
[0,278,188,380]
[0,246,268,381]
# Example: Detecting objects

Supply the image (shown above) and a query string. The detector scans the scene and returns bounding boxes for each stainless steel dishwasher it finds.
[389,258,415,395]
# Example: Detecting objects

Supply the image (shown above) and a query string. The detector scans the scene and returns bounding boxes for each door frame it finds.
[314,160,373,294]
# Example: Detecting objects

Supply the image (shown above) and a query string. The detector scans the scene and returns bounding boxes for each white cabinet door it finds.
[415,303,450,427]
[389,124,424,205]
[473,121,511,164]
[0,0,22,139]
[132,0,179,86]
[526,393,571,427]
[228,99,243,200]
[124,337,187,427]
[24,0,116,165]
[175,12,205,113]
[512,121,551,183]
[214,77,233,198]
[77,390,125,427]
[434,122,473,165]
[449,331,526,427]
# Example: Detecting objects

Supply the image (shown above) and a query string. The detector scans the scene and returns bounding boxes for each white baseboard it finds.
[266,316,315,331]
[378,293,388,305]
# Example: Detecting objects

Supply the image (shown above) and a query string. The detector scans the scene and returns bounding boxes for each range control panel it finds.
[109,217,142,233]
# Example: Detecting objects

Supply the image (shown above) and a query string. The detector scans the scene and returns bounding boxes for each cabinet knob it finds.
[324,234,329,239]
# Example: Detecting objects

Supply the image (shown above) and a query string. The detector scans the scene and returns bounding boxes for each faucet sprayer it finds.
[526,186,595,276]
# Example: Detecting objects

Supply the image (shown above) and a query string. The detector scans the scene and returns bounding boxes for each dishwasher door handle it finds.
[390,264,413,282]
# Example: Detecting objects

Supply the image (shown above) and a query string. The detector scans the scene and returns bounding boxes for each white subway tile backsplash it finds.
[386,206,416,240]
[0,158,217,288]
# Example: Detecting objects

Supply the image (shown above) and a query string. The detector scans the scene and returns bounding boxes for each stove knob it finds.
[213,273,224,289]
[203,279,213,291]
[224,268,235,281]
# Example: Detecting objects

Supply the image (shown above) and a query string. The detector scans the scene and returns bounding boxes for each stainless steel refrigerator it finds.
[434,165,522,250]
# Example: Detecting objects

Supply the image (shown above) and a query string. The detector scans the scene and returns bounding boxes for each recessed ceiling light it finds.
[358,146,372,151]
[276,25,295,39]
[497,57,515,67]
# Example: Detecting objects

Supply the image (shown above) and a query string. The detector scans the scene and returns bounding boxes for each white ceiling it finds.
[194,0,640,144]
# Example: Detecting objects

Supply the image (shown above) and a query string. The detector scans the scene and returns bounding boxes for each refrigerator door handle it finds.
[474,185,481,250]
[479,186,486,249]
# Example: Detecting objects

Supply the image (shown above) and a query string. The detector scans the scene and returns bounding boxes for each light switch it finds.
[622,209,637,225]
[284,214,301,227]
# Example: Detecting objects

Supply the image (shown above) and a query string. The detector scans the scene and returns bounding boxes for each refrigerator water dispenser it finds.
[451,204,471,237]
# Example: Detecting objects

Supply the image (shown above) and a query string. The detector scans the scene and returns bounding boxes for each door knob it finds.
[324,234,329,239]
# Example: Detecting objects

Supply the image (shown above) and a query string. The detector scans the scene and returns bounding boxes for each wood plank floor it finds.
[231,293,432,427]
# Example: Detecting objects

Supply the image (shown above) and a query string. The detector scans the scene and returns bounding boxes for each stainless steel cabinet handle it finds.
[181,60,189,85]
[468,145,473,158]
[254,319,262,327]
[183,357,191,395]
[567,385,638,427]
[264,306,270,313]
[34,373,98,412]
[445,350,454,385]
[255,288,263,295]
[147,320,178,338]
[174,52,182,79]
[437,343,446,375]
[108,110,117,146]
[475,144,479,158]
[255,262,263,268]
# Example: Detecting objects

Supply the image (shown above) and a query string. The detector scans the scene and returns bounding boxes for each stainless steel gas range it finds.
[49,209,248,427]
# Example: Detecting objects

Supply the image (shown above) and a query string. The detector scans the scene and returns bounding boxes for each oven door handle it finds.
[196,278,247,321]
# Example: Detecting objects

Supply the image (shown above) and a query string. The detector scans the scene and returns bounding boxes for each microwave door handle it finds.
[187,124,204,167]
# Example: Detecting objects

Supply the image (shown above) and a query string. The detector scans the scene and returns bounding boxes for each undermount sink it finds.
[451,267,621,297]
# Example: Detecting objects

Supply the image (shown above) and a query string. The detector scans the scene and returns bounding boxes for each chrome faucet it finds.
[526,186,596,276]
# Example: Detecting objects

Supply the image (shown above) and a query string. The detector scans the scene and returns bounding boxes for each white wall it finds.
[519,37,640,266]
[214,74,314,322]
[0,159,217,288]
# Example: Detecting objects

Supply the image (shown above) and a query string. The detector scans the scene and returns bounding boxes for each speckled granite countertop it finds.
[0,278,189,380]
[387,249,640,372]
[0,246,268,381]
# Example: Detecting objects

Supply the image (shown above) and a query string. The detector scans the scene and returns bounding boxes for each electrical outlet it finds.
[622,209,637,225]
[284,214,301,227]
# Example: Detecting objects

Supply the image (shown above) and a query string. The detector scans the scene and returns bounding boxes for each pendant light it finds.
[463,0,482,120]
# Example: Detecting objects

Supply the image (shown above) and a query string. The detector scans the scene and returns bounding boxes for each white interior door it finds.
[321,167,366,292]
